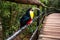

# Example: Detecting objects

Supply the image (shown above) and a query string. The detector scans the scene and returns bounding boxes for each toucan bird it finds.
[20,8,34,28]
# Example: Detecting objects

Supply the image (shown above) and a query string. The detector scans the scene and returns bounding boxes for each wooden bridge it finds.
[38,13,60,40]
[0,0,60,40]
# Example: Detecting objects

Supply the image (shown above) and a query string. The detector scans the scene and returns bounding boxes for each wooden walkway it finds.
[38,13,60,40]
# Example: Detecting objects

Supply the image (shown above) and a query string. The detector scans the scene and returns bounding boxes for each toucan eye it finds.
[30,9,33,11]
[32,9,34,11]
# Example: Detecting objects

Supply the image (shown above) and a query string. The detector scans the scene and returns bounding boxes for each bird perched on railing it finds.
[20,8,34,28]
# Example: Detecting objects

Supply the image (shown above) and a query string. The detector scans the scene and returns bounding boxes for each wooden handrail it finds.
[4,0,46,7]
[3,0,60,10]
[6,8,45,40]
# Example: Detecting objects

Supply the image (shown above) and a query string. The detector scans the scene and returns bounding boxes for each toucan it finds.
[20,8,34,28]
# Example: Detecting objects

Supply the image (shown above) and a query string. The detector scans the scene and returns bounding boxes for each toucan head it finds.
[29,7,40,19]
[26,8,40,19]
[26,8,34,19]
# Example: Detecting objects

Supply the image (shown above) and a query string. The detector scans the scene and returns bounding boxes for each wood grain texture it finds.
[38,13,60,40]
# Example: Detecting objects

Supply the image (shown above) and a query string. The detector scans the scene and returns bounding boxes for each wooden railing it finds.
[6,8,46,40]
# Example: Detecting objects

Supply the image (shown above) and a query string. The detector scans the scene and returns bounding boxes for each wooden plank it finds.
[43,29,60,33]
[38,37,59,40]
[44,26,60,28]
[44,19,60,23]
[43,23,60,27]
[43,27,60,31]
[42,31,60,36]
[39,34,60,39]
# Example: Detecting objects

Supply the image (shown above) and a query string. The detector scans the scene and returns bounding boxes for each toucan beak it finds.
[32,8,40,11]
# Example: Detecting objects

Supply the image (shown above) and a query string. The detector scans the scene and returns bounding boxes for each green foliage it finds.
[40,0,48,5]
[1,1,37,39]
[48,0,60,8]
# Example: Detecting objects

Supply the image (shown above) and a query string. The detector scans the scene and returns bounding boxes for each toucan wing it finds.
[20,14,30,27]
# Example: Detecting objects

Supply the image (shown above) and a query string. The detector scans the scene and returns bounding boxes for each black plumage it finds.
[20,8,32,28]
